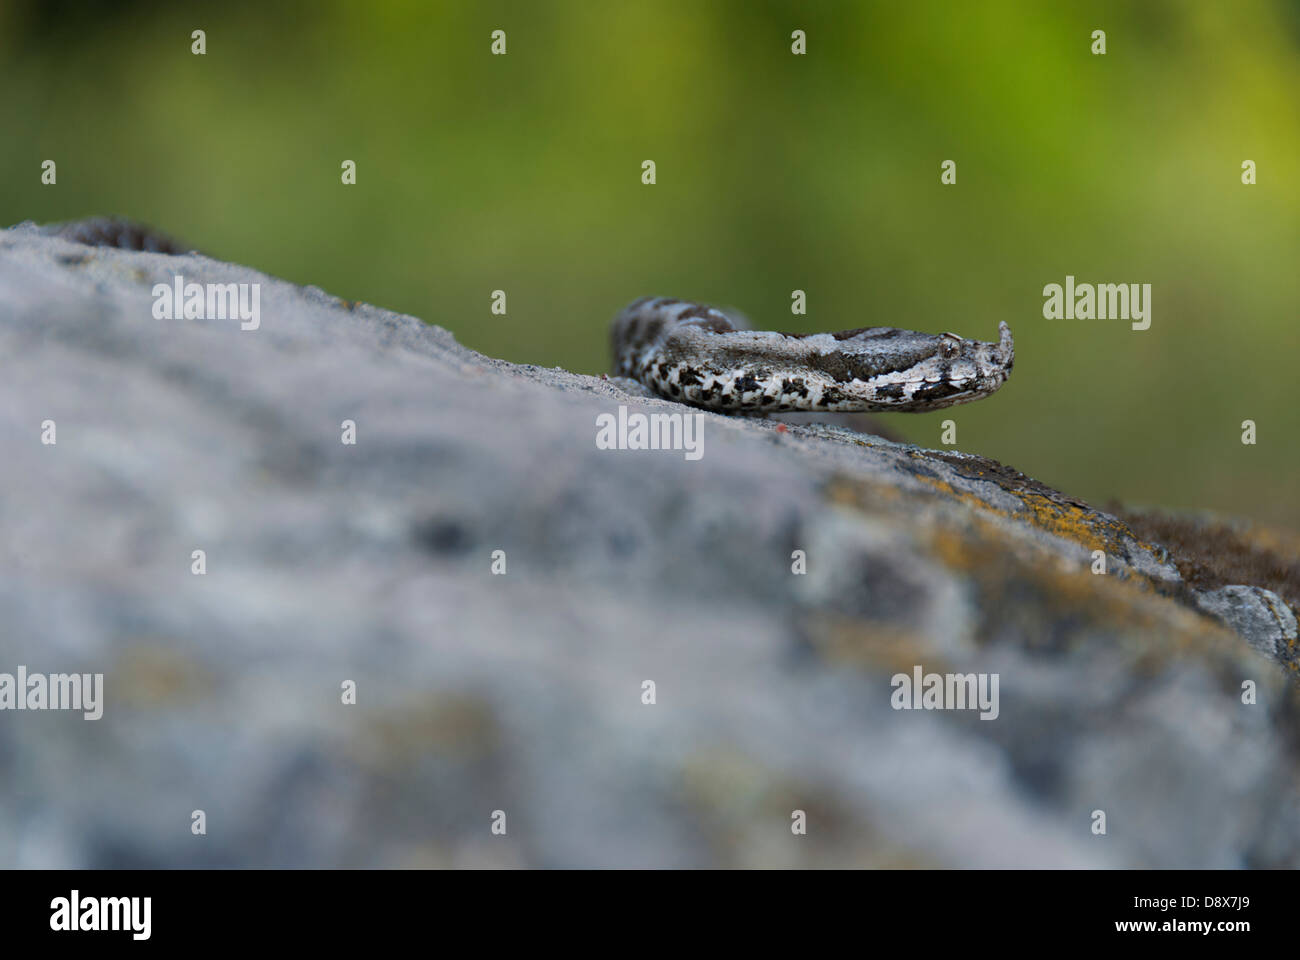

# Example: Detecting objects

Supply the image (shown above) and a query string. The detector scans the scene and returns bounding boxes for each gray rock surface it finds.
[1196,586,1298,666]
[1,223,1297,868]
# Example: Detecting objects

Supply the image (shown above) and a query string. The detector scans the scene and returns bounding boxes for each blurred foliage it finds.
[1,0,1296,524]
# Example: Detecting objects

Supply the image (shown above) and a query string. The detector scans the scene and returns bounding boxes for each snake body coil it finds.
[611,297,1014,413]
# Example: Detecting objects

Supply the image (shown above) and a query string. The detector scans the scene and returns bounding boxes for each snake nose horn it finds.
[996,322,1014,369]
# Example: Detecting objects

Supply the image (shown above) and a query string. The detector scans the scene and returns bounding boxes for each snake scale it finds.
[611,297,1014,413]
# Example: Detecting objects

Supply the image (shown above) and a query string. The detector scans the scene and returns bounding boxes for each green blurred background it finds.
[2,0,1296,524]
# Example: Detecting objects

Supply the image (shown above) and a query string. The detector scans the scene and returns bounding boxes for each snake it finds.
[610,297,1014,413]
[33,216,189,254]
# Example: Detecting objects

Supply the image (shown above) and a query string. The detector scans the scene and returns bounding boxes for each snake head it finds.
[815,322,1015,411]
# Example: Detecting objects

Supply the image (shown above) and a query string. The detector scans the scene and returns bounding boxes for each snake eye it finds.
[939,334,961,357]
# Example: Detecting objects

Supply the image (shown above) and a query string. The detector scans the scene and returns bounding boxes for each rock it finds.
[0,221,1297,868]
[1113,505,1300,677]
[1196,586,1298,668]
